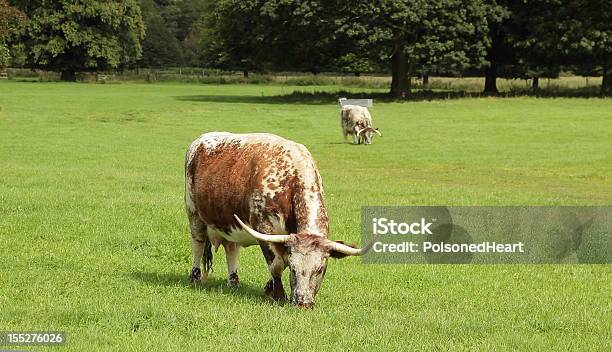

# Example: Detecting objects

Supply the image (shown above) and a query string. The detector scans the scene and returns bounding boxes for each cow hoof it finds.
[189,267,202,283]
[273,291,287,302]
[228,272,240,288]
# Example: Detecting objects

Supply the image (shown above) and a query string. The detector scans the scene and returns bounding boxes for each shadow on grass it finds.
[175,87,604,106]
[130,271,282,306]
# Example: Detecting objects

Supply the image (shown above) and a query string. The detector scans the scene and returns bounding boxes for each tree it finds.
[203,0,491,97]
[256,1,340,74]
[175,0,208,67]
[481,1,611,96]
[547,0,611,96]
[481,1,511,95]
[139,0,183,67]
[334,0,491,98]
[201,0,264,76]
[1,0,26,69]
[137,0,209,68]
[174,0,208,44]
[15,0,145,81]
[1,0,25,39]
[182,14,207,67]
[0,43,8,68]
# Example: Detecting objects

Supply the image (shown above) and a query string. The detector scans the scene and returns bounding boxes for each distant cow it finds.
[185,132,373,308]
[340,105,381,144]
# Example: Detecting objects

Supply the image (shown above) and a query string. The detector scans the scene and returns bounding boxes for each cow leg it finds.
[260,243,287,302]
[223,242,240,287]
[343,130,348,143]
[188,212,210,283]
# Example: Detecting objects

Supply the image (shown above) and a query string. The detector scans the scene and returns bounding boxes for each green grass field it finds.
[0,82,611,351]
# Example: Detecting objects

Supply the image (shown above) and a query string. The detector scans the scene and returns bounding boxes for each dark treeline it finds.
[1,0,610,96]
[138,0,208,68]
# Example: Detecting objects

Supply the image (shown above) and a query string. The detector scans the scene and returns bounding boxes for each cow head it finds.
[234,215,374,308]
[356,127,382,145]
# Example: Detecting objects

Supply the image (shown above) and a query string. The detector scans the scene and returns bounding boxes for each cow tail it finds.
[203,236,213,273]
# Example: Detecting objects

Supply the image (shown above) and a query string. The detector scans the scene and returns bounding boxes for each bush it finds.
[284,75,334,86]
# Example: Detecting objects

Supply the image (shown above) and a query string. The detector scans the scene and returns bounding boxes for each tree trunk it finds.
[483,61,498,95]
[390,48,409,98]
[243,70,249,78]
[532,77,539,91]
[483,24,502,96]
[60,69,76,82]
[354,72,360,77]
[423,74,429,86]
[601,64,611,97]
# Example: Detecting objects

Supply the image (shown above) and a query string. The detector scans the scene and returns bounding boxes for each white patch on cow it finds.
[223,242,240,277]
[184,170,196,213]
[184,139,200,213]
[289,143,325,235]
[184,171,195,213]
[201,132,239,150]
[191,237,205,269]
[196,132,289,153]
[207,226,259,247]
[305,191,320,233]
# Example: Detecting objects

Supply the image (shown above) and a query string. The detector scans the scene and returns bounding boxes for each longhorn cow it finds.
[340,104,381,145]
[184,132,372,308]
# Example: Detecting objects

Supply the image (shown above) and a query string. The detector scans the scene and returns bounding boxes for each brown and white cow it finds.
[340,105,381,145]
[185,132,371,308]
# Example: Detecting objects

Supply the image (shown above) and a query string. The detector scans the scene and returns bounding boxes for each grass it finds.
[0,81,611,351]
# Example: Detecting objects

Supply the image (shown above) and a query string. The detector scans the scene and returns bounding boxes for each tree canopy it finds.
[0,0,26,68]
[138,0,208,68]
[15,0,145,80]
[333,0,492,97]
[4,0,611,95]
[201,0,493,96]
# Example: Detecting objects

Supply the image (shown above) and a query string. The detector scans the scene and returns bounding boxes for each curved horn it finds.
[373,129,382,137]
[356,128,365,136]
[233,214,289,243]
[328,234,379,256]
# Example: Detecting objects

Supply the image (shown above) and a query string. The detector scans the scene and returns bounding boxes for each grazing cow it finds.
[184,132,372,308]
[340,104,381,145]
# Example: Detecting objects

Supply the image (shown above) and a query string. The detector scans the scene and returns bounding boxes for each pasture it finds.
[0,82,611,351]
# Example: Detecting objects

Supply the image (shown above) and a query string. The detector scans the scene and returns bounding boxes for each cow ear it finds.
[329,240,355,259]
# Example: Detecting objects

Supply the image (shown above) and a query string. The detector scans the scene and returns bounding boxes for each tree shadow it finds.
[129,271,283,306]
[175,87,602,106]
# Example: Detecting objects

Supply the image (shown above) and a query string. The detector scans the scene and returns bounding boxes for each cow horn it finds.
[233,214,289,243]
[373,129,382,137]
[356,128,365,136]
[328,234,378,256]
